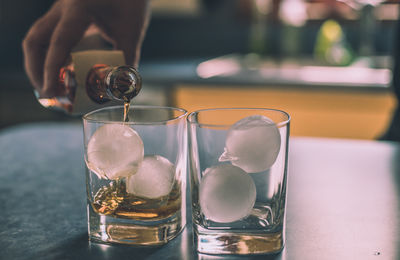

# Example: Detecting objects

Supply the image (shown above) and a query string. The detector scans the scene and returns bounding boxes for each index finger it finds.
[42,5,90,97]
[22,1,61,91]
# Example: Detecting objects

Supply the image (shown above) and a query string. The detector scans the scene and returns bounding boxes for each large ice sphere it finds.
[126,155,175,199]
[86,124,144,180]
[219,115,281,173]
[199,164,256,223]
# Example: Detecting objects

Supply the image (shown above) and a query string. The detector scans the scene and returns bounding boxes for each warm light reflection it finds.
[96,243,110,253]
[299,66,391,85]
[180,224,188,259]
[197,58,241,79]
[100,215,108,241]
[259,65,391,86]
[115,212,158,218]
[197,55,391,86]
[279,0,307,26]
[374,4,399,20]
[255,0,273,15]
[38,97,73,112]
[38,98,57,108]
[320,19,342,42]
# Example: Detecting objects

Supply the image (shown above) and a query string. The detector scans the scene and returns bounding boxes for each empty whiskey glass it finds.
[188,108,290,255]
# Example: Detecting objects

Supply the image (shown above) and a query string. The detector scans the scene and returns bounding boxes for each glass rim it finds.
[83,105,188,125]
[187,107,290,127]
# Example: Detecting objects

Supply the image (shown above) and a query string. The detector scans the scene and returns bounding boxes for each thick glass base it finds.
[194,225,284,255]
[88,205,184,245]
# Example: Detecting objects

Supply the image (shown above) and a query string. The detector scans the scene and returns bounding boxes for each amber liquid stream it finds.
[123,101,130,122]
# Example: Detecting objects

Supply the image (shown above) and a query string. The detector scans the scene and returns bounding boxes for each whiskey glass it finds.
[83,105,187,245]
[188,108,290,255]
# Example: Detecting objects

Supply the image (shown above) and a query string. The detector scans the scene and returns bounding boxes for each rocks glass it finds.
[188,108,290,255]
[83,106,187,245]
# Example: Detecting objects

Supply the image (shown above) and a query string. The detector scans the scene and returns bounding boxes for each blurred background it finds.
[0,0,399,139]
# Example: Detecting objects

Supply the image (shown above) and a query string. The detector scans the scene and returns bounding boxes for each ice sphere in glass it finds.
[199,164,256,223]
[86,124,144,180]
[219,115,281,173]
[126,155,175,199]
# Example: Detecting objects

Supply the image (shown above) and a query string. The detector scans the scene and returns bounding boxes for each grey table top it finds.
[0,123,399,260]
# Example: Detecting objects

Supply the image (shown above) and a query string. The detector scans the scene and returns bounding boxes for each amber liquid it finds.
[123,101,130,122]
[88,93,184,245]
[91,179,181,221]
[93,99,185,221]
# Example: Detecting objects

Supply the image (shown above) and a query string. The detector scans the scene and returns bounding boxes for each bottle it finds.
[36,50,142,115]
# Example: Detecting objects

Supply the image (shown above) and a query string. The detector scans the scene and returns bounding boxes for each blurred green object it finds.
[314,19,354,66]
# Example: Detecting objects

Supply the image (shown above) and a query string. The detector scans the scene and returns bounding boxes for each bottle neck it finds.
[86,64,113,104]
[86,64,142,105]
[104,66,142,102]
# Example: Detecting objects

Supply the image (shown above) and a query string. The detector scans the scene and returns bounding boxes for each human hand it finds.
[22,0,150,98]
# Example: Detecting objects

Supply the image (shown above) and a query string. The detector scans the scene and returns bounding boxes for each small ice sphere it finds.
[87,124,144,180]
[219,115,281,173]
[126,155,175,199]
[199,164,256,223]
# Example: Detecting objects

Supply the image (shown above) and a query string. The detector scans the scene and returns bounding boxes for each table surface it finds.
[0,123,399,260]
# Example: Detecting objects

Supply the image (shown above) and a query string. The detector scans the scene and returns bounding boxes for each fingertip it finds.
[116,41,140,68]
[124,50,139,68]
[22,5,61,96]
[42,11,90,98]
[42,68,61,98]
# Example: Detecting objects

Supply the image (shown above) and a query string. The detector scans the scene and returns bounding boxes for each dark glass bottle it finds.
[36,50,142,114]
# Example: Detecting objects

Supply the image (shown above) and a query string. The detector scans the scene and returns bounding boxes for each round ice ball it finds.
[199,164,256,223]
[86,124,144,180]
[126,155,175,199]
[219,115,281,173]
